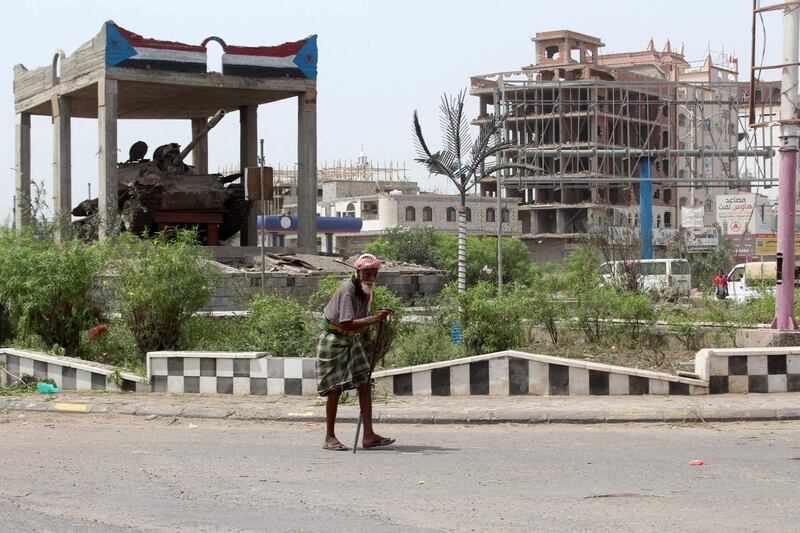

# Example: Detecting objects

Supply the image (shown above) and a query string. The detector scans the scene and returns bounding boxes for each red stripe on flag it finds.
[225,39,306,58]
[115,25,205,53]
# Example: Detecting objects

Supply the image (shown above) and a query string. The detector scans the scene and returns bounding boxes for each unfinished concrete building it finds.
[471,30,749,263]
[12,21,319,251]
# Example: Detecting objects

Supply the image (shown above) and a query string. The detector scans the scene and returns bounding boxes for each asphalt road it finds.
[1,413,799,532]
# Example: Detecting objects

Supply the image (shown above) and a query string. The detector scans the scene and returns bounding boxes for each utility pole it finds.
[773,2,799,329]
[496,78,506,295]
[259,139,267,296]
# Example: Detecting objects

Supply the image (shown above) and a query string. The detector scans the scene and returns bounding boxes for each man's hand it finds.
[374,309,391,323]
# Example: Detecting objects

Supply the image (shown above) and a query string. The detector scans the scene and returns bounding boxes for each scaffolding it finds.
[272,160,408,185]
[472,73,777,237]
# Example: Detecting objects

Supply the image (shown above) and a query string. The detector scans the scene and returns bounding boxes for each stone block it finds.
[412,370,432,396]
[488,358,509,395]
[568,367,590,395]
[450,365,470,395]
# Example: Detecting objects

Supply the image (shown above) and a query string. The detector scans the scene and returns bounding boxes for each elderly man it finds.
[317,253,395,451]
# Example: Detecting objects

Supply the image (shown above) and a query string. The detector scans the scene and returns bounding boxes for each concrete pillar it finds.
[556,208,566,233]
[190,117,209,174]
[52,95,72,233]
[98,78,118,240]
[14,112,31,228]
[297,89,318,253]
[239,105,258,246]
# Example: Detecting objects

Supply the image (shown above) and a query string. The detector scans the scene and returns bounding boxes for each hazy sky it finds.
[0,0,783,223]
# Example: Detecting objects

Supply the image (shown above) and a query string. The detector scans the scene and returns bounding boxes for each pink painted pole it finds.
[771,4,799,331]
[772,146,798,330]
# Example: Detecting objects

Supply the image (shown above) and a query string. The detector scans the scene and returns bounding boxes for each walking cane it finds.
[353,311,389,454]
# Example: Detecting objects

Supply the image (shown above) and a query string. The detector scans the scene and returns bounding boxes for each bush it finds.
[179,316,252,352]
[363,227,440,268]
[77,320,142,373]
[666,314,703,351]
[113,230,218,354]
[738,293,776,326]
[439,282,527,354]
[245,295,313,356]
[611,290,656,345]
[0,228,107,355]
[364,228,535,287]
[526,276,567,345]
[385,323,464,368]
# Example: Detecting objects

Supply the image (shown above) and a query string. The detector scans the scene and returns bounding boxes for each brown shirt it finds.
[323,278,370,324]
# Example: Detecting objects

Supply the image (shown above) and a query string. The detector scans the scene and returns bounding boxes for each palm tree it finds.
[413,89,533,293]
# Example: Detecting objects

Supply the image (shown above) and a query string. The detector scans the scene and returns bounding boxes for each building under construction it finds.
[471,30,764,263]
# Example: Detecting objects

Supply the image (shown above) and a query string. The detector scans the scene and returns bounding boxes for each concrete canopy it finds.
[14,20,317,118]
[13,21,319,252]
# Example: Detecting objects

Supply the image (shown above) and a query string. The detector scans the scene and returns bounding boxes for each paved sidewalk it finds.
[2,391,800,424]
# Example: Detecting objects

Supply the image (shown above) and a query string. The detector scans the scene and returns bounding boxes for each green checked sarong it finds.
[316,328,371,396]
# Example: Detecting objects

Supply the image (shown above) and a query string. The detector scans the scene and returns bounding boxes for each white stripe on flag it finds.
[131,47,206,63]
[222,53,297,69]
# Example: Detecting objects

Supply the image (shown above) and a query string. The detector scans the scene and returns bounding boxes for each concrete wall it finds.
[206,269,447,311]
[695,347,800,394]
[0,348,148,392]
[147,351,317,396]
[373,350,707,396]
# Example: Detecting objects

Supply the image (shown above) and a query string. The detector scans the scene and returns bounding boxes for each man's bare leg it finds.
[357,383,393,447]
[324,389,347,449]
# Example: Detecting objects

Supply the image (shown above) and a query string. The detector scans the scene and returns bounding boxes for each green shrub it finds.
[738,293,776,326]
[439,282,526,354]
[112,230,218,354]
[0,228,108,356]
[364,228,535,287]
[611,290,656,345]
[77,320,142,373]
[179,316,252,352]
[385,323,464,368]
[666,314,703,351]
[526,275,567,345]
[363,226,440,268]
[245,295,313,356]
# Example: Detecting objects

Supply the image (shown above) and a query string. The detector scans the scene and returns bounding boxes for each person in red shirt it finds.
[714,268,728,299]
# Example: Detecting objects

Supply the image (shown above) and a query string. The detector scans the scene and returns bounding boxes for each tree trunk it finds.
[458,194,466,293]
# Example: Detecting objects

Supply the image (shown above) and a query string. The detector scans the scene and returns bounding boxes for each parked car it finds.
[726,261,800,303]
[600,259,691,297]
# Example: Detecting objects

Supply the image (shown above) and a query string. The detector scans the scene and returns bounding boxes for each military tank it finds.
[72,110,251,243]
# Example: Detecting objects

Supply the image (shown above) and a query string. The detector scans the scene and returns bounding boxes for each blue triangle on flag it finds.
[293,35,318,79]
[106,24,137,67]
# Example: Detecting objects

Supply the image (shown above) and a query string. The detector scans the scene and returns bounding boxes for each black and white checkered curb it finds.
[147,352,318,396]
[696,348,800,394]
[372,350,708,396]
[0,348,148,392]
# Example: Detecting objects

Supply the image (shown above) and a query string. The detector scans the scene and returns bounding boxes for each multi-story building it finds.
[471,30,746,263]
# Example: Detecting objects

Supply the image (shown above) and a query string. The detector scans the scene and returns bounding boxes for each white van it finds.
[726,261,800,303]
[600,259,692,296]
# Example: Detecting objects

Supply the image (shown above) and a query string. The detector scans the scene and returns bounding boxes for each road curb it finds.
[2,398,799,424]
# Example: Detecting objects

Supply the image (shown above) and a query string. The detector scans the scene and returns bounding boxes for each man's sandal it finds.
[362,437,395,449]
[323,438,349,451]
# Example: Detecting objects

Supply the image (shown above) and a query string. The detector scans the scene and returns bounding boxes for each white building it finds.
[320,180,522,255]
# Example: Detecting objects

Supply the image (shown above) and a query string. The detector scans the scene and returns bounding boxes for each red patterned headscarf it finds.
[354,253,383,271]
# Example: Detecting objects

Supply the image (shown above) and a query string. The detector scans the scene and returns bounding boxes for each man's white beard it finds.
[361,282,374,296]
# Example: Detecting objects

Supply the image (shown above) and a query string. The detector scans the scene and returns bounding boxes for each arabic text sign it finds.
[681,206,705,228]
[754,234,800,256]
[716,193,755,235]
